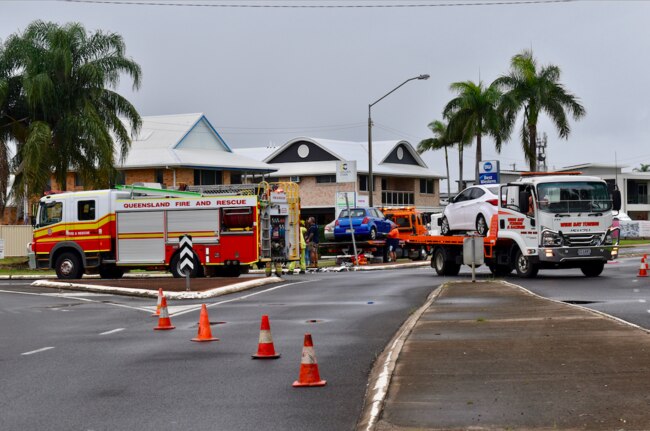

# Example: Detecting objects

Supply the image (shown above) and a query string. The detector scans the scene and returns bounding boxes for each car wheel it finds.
[55,252,84,279]
[369,227,377,240]
[440,216,451,236]
[581,262,604,277]
[514,249,538,278]
[476,214,488,236]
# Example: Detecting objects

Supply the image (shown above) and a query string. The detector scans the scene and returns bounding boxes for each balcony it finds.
[382,190,414,206]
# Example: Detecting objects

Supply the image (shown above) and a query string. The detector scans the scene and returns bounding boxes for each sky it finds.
[2,0,649,191]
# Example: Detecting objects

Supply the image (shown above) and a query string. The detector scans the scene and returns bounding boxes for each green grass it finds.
[620,239,650,246]
[0,257,54,276]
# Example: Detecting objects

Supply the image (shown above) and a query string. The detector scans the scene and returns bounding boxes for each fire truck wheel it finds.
[440,217,451,236]
[514,249,539,278]
[55,252,84,279]
[170,253,199,278]
[476,214,488,236]
[580,262,604,277]
[99,265,124,279]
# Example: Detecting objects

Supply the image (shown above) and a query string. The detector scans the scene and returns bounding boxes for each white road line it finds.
[100,328,125,336]
[172,279,318,317]
[639,299,647,303]
[0,289,151,313]
[21,347,55,356]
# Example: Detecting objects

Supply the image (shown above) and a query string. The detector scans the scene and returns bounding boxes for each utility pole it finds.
[536,133,548,172]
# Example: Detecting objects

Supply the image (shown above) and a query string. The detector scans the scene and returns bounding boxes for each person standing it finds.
[306,217,319,268]
[386,224,400,263]
[302,220,310,267]
[289,220,307,274]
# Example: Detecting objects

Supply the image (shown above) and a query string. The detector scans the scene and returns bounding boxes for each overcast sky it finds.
[2,0,649,190]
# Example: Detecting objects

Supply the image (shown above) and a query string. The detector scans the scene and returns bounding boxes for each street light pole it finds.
[367,74,430,207]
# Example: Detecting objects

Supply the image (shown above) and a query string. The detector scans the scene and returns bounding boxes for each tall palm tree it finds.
[633,164,650,172]
[418,120,454,199]
[443,80,504,184]
[495,49,585,171]
[0,20,142,206]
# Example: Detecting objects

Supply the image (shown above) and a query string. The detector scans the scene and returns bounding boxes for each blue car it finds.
[333,207,394,241]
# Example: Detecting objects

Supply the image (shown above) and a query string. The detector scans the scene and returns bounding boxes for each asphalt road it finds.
[0,269,435,431]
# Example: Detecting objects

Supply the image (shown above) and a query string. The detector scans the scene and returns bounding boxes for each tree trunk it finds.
[458,144,464,192]
[444,145,450,200]
[475,132,482,183]
[528,123,537,172]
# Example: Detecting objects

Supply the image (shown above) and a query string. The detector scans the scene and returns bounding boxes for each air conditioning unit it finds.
[290,176,301,183]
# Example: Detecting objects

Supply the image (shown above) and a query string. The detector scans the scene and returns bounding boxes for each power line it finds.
[60,0,576,8]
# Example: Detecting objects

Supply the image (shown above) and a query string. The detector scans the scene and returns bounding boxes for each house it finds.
[236,137,443,223]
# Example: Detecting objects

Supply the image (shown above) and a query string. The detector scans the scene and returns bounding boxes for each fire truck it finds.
[27,182,301,279]
[406,173,622,278]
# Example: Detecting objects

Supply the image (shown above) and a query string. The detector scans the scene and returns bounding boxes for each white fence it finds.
[619,221,650,239]
[0,225,33,257]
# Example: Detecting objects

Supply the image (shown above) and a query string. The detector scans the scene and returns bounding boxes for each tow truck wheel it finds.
[514,249,539,278]
[440,217,451,236]
[55,252,84,279]
[476,214,488,236]
[581,262,604,277]
[432,248,461,276]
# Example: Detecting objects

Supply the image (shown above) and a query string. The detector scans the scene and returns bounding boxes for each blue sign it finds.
[483,162,493,172]
[478,160,500,185]
[479,173,499,184]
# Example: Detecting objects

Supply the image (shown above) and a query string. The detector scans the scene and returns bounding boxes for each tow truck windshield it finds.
[537,182,611,214]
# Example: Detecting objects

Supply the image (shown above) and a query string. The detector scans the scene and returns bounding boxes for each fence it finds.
[0,225,33,257]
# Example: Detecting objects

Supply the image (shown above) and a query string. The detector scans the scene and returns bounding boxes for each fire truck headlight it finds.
[542,230,563,246]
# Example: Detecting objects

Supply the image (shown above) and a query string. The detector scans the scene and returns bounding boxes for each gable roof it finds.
[116,113,275,172]
[234,137,443,178]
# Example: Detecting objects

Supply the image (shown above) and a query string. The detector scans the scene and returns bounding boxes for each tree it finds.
[495,50,585,171]
[418,120,454,199]
[0,20,142,212]
[442,80,504,184]
[633,164,650,172]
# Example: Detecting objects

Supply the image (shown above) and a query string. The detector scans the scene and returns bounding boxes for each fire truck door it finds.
[116,211,165,263]
[72,198,99,252]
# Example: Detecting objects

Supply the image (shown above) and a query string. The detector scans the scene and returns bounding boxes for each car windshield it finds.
[536,181,612,213]
[339,209,366,218]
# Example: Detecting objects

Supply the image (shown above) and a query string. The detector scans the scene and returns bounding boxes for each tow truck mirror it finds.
[519,190,531,214]
[612,190,622,211]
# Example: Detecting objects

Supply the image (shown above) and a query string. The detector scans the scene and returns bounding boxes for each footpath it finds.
[365,281,650,431]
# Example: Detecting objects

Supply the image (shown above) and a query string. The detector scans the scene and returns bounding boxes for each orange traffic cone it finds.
[151,288,163,317]
[293,333,326,387]
[192,304,218,342]
[252,315,280,359]
[154,296,175,330]
[638,256,648,277]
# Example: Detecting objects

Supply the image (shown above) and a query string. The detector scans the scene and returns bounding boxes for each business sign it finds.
[335,192,356,218]
[478,160,500,185]
[336,160,357,183]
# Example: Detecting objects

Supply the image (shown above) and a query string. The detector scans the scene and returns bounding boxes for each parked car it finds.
[441,185,501,236]
[333,207,394,241]
[323,219,336,241]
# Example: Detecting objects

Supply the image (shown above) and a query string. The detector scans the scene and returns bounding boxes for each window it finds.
[381,178,387,191]
[38,201,63,227]
[316,175,336,184]
[74,173,84,187]
[470,188,485,199]
[230,173,242,184]
[154,169,164,184]
[77,200,96,221]
[420,179,434,194]
[114,171,125,186]
[194,169,223,186]
[359,175,368,191]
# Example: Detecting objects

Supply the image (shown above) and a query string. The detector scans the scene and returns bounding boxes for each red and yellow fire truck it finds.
[27,182,300,279]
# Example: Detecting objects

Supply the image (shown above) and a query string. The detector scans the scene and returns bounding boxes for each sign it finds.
[0,239,4,259]
[336,160,357,183]
[478,160,500,185]
[178,234,194,275]
[335,192,356,218]
[356,195,369,208]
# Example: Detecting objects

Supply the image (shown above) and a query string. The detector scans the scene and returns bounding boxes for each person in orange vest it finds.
[387,224,400,263]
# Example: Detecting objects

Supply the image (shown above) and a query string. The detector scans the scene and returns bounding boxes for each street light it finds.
[367,74,429,207]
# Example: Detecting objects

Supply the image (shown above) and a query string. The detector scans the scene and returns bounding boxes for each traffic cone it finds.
[151,288,163,317]
[252,315,280,359]
[293,333,326,387]
[154,296,175,330]
[638,256,648,277]
[192,304,219,342]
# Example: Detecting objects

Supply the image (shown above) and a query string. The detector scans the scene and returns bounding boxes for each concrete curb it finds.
[31,276,283,300]
[0,272,171,280]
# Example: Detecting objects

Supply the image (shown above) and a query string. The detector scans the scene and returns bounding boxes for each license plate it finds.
[345,229,353,233]
[578,248,592,256]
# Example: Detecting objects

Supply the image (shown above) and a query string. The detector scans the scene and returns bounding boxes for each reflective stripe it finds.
[258,329,273,344]
[301,346,317,364]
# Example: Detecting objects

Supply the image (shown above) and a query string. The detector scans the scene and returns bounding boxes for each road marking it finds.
[100,328,125,336]
[172,279,319,317]
[0,289,151,313]
[21,347,54,356]
[639,299,647,303]
[634,289,640,293]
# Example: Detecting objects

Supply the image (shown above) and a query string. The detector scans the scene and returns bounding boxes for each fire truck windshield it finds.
[37,201,63,227]
[536,182,612,214]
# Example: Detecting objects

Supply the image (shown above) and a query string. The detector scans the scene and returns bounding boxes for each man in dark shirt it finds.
[306,217,319,268]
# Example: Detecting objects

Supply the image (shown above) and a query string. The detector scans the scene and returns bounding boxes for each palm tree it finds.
[495,49,585,171]
[442,80,504,184]
[418,120,454,200]
[633,164,650,172]
[0,20,142,206]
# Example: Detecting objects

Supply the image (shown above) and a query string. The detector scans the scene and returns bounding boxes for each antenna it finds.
[536,133,548,172]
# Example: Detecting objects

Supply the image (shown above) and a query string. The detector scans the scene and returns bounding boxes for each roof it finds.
[559,163,628,170]
[116,113,276,172]
[234,137,444,178]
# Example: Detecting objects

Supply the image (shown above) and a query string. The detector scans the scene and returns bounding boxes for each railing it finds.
[0,225,33,257]
[381,191,414,206]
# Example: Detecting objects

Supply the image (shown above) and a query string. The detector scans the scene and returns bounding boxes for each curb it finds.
[31,276,283,300]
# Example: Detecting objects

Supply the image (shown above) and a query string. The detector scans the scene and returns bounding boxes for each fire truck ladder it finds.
[257,181,273,262]
[116,184,202,198]
[273,181,300,261]
[188,184,258,196]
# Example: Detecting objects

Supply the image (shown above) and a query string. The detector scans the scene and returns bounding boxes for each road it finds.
[1,253,649,431]
[0,270,434,431]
